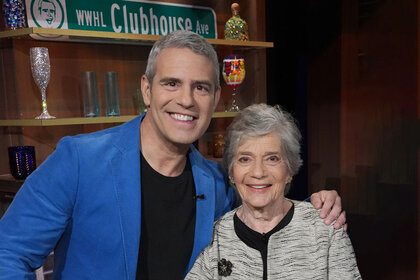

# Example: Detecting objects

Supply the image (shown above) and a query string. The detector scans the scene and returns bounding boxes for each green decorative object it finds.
[224,3,249,41]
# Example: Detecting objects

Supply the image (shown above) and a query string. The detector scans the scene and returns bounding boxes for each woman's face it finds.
[232,133,290,211]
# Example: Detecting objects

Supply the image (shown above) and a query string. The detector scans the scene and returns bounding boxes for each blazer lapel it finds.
[110,115,144,279]
[186,148,216,273]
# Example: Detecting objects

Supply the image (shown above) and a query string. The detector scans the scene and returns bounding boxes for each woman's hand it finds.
[310,190,347,231]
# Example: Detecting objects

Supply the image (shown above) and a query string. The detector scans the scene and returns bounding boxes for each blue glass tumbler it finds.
[8,146,36,180]
[2,0,26,29]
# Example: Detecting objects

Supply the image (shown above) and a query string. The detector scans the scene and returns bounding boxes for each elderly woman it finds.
[186,104,361,279]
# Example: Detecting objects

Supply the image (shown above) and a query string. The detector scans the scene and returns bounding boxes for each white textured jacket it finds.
[186,201,362,280]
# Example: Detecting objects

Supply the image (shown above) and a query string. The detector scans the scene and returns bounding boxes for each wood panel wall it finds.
[305,0,418,278]
[417,1,420,278]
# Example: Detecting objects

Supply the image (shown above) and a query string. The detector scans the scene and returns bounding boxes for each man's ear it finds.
[213,87,221,111]
[141,75,151,107]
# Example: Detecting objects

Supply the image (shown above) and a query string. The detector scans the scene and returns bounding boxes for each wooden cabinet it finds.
[0,1,272,194]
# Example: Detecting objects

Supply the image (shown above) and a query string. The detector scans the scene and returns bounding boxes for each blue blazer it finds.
[0,114,236,279]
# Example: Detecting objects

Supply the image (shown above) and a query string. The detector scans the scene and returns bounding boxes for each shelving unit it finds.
[0,1,270,196]
[0,27,269,128]
[0,27,274,48]
[0,112,237,127]
[0,174,22,194]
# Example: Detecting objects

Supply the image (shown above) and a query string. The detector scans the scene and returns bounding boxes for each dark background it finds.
[266,0,419,279]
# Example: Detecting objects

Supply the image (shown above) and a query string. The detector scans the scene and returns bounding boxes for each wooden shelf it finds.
[212,111,237,118]
[0,112,237,127]
[0,174,22,194]
[0,27,274,48]
[0,116,137,127]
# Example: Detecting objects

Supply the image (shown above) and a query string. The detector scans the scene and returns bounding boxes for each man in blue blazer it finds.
[0,30,346,279]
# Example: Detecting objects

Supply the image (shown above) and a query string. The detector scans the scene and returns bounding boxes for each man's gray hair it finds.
[145,30,220,91]
[223,103,303,178]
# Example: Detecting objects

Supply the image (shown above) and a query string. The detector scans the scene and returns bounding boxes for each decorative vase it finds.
[224,3,249,41]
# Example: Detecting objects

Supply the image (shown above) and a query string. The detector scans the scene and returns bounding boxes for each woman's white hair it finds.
[223,103,303,181]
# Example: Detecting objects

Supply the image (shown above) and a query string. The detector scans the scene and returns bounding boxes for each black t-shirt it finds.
[136,153,196,280]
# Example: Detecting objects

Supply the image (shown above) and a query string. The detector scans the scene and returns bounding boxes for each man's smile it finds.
[170,113,196,122]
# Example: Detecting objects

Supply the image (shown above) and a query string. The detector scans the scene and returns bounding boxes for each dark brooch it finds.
[218,258,233,277]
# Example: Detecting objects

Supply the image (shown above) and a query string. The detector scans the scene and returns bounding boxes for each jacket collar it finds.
[186,147,216,273]
[110,114,144,279]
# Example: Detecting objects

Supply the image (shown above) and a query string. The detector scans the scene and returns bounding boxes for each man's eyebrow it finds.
[158,77,181,84]
[192,80,214,90]
[158,78,214,89]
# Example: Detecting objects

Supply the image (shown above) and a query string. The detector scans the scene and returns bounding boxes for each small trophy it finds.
[224,3,249,41]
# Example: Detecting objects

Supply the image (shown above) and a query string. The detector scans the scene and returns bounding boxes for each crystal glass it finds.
[30,47,55,119]
[104,72,120,116]
[222,55,245,112]
[81,71,99,117]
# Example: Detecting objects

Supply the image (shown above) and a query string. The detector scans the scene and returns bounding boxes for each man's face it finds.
[40,2,56,25]
[141,47,220,147]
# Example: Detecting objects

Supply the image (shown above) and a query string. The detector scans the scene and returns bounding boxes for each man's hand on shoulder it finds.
[310,190,347,231]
